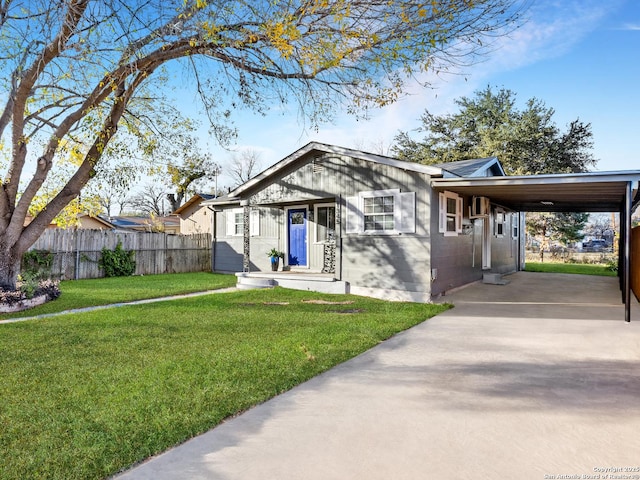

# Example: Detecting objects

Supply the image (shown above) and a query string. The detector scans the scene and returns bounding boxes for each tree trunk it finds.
[0,243,23,291]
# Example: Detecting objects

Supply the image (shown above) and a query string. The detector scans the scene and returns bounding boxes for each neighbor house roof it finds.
[173,193,216,215]
[106,215,180,231]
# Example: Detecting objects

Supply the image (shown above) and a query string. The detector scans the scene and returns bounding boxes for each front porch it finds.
[235,271,349,295]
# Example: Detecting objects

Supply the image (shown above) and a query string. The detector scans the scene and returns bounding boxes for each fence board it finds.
[27,230,211,280]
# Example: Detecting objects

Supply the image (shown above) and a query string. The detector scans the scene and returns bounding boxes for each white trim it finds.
[313,203,336,244]
[360,189,399,234]
[346,189,417,236]
[285,205,309,268]
[439,190,463,236]
[482,216,492,270]
[250,209,259,236]
[494,208,506,238]
[511,212,519,240]
[226,208,244,237]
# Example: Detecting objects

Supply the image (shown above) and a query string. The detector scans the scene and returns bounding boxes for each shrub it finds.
[22,249,54,280]
[0,278,60,306]
[99,242,136,277]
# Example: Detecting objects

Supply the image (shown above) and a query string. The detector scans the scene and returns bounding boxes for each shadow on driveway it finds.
[115,272,640,480]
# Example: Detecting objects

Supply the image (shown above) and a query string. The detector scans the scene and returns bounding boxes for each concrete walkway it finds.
[114,272,640,480]
[0,288,238,324]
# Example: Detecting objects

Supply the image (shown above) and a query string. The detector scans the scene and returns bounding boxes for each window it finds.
[438,191,463,236]
[234,212,244,235]
[494,209,506,237]
[512,213,519,239]
[345,189,415,235]
[227,208,260,236]
[363,195,394,231]
[315,205,336,242]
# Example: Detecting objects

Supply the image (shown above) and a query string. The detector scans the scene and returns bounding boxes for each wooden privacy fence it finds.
[28,230,211,280]
[633,226,640,301]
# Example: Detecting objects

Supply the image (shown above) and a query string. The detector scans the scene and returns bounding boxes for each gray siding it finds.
[250,154,427,209]
[341,235,431,293]
[212,206,283,272]
[213,239,244,272]
[213,152,434,299]
[430,194,518,296]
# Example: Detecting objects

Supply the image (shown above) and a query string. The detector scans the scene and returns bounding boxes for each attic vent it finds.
[312,156,325,174]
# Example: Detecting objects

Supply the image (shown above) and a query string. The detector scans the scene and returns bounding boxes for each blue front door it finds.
[288,209,307,266]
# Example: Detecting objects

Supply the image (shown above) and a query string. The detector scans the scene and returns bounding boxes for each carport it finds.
[431,171,640,322]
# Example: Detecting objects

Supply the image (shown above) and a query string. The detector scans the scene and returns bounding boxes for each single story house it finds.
[202,142,640,319]
[173,193,216,235]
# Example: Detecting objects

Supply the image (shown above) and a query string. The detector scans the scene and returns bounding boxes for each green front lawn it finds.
[1,272,237,319]
[524,261,617,276]
[0,287,449,479]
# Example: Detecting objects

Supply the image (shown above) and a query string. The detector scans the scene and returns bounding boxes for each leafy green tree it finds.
[392,86,596,175]
[0,0,525,289]
[164,136,220,212]
[394,86,596,260]
[526,212,588,262]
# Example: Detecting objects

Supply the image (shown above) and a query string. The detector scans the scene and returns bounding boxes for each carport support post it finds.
[624,182,632,322]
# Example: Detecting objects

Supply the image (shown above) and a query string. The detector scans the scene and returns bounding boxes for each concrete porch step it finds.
[236,276,276,290]
[235,272,349,295]
[483,272,510,285]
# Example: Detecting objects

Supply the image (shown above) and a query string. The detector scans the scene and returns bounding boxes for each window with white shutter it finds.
[226,208,245,236]
[345,189,415,235]
[438,191,463,236]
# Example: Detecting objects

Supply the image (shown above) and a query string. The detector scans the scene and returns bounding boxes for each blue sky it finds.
[204,0,639,188]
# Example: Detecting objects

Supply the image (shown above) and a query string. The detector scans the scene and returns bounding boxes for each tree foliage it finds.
[0,0,525,289]
[99,242,136,277]
[392,86,597,175]
[526,212,589,261]
[162,134,220,212]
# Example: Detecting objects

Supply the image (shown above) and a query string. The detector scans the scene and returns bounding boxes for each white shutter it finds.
[438,192,446,233]
[456,197,463,233]
[250,209,260,236]
[226,210,235,236]
[345,196,362,234]
[398,192,416,233]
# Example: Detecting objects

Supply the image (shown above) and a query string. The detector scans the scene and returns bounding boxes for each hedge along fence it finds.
[27,230,212,280]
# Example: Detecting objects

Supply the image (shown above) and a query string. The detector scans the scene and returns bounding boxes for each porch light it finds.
[540,201,554,206]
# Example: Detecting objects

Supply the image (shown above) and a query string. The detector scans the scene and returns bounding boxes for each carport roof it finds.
[431,170,640,212]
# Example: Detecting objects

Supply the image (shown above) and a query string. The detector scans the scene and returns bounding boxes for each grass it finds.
[524,261,617,276]
[0,272,237,320]
[0,286,449,480]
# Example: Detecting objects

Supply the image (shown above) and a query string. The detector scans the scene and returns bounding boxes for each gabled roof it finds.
[76,213,115,229]
[173,193,216,215]
[213,142,443,201]
[434,157,505,178]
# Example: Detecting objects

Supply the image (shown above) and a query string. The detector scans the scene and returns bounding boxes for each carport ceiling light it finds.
[540,201,554,206]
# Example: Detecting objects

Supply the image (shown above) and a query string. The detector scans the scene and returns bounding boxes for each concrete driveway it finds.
[115,272,640,480]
